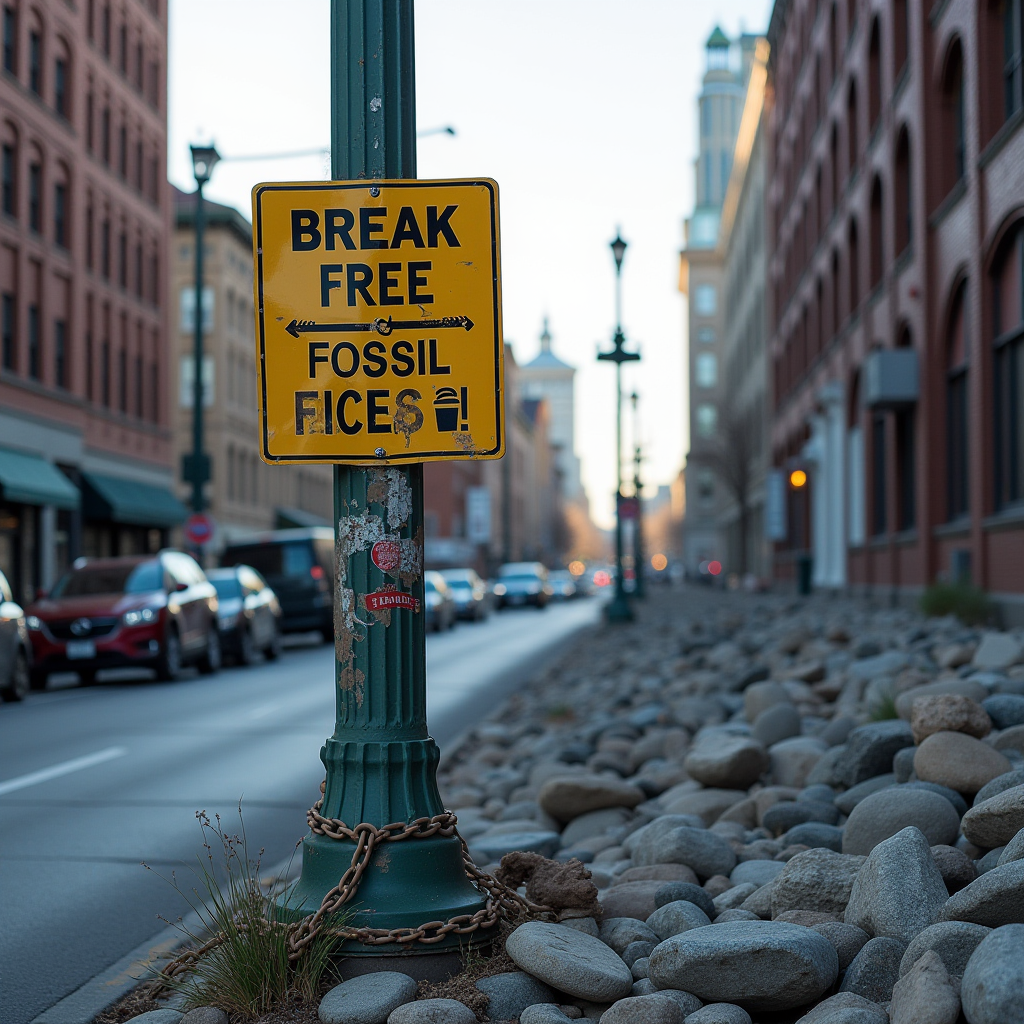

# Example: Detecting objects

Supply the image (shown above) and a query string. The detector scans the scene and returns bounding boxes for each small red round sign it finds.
[184,513,214,546]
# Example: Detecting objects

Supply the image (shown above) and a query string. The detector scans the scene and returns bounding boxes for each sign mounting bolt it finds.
[374,447,386,458]
[369,186,381,197]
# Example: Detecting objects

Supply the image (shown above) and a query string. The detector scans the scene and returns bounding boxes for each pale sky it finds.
[168,0,772,528]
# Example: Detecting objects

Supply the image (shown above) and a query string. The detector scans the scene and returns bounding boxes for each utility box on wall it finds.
[865,349,919,409]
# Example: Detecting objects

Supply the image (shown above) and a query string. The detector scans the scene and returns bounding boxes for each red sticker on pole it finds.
[183,512,214,546]
[364,587,420,612]
[371,540,402,573]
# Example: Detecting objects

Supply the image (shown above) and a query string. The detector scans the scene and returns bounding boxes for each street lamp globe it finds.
[190,143,221,186]
[610,229,627,272]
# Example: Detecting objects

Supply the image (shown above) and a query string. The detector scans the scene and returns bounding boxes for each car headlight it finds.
[26,615,42,630]
[493,584,506,596]
[527,583,541,594]
[123,607,158,627]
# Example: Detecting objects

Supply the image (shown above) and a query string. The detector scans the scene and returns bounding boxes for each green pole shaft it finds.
[634,449,644,599]
[191,182,205,515]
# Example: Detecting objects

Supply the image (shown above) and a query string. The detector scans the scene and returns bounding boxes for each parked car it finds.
[206,566,283,665]
[424,571,457,632]
[494,562,552,609]
[548,569,578,601]
[0,569,32,702]
[26,551,221,687]
[439,568,490,621]
[220,529,334,641]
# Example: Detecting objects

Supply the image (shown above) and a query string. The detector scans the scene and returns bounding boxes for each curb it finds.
[30,854,301,1024]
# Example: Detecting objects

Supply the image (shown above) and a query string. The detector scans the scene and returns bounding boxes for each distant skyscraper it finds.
[520,318,584,506]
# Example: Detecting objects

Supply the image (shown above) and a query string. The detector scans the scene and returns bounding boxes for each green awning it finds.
[0,448,79,509]
[82,472,187,527]
[276,506,330,529]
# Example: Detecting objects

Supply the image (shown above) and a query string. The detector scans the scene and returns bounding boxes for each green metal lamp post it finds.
[598,229,639,623]
[277,0,491,955]
[631,392,645,601]
[186,144,220,531]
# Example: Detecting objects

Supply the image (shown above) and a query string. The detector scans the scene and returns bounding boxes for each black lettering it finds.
[347,264,376,306]
[408,261,433,304]
[324,390,333,434]
[391,340,414,376]
[359,207,388,249]
[417,338,426,376]
[390,206,425,248]
[331,341,360,377]
[325,209,356,250]
[429,338,451,374]
[295,390,318,434]
[291,210,321,251]
[378,262,403,306]
[367,389,391,433]
[320,264,344,306]
[427,205,460,247]
[308,341,329,378]
[337,390,362,435]
[363,340,388,377]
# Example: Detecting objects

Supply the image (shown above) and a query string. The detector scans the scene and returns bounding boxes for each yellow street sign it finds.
[251,179,504,464]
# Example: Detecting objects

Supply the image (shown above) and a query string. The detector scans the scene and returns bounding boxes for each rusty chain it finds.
[152,787,554,989]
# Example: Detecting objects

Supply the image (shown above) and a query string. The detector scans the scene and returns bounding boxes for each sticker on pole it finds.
[251,179,504,464]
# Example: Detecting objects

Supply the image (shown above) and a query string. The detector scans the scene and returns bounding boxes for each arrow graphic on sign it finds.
[285,315,475,338]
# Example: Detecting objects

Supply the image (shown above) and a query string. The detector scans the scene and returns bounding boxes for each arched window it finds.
[53,38,70,119]
[1002,0,1024,118]
[894,127,912,254]
[848,368,866,544]
[941,39,966,194]
[829,122,838,212]
[1,120,17,218]
[868,17,882,129]
[847,0,857,41]
[846,79,859,178]
[830,3,838,80]
[992,224,1024,507]
[831,248,841,334]
[53,160,69,248]
[869,175,884,287]
[947,281,969,519]
[848,218,860,314]
[894,0,909,77]
[895,327,916,530]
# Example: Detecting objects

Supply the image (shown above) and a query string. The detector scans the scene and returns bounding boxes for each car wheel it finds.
[155,629,182,682]
[320,626,334,645]
[0,650,30,702]
[78,668,98,686]
[29,666,48,691]
[198,627,222,675]
[236,626,257,666]
[264,627,282,661]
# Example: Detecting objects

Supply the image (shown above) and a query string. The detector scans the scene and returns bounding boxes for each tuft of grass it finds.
[920,581,995,627]
[868,690,899,721]
[146,806,348,1017]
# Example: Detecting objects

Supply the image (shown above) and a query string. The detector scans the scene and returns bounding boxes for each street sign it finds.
[618,495,640,520]
[183,512,214,546]
[251,179,504,465]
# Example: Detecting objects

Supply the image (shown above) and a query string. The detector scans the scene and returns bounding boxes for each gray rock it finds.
[819,716,858,747]
[849,650,910,681]
[470,830,561,862]
[647,826,737,880]
[999,827,1024,865]
[738,876,777,918]
[902,780,968,816]
[662,790,748,826]
[975,767,1024,804]
[562,808,633,848]
[941,860,1024,926]
[729,861,784,888]
[983,694,1024,730]
[834,775,897,815]
[994,724,1024,755]
[179,1011,227,1024]
[801,783,838,802]
[744,680,790,721]
[768,737,828,789]
[961,784,1024,847]
[684,736,769,790]
[781,822,843,851]
[519,1005,577,1024]
[804,745,846,787]
[845,827,948,942]
[961,924,1024,1023]
[972,632,1024,671]
[127,1013,184,1024]
[619,863,700,886]
[683,1005,752,1024]
[597,993,687,1023]
[599,917,660,955]
[654,881,716,918]
[714,909,760,922]
[898,920,992,978]
[647,900,712,940]
[795,992,888,1023]
[713,883,757,912]
[506,922,634,1001]
[476,971,558,1020]
[538,776,646,823]
[930,844,978,892]
[601,882,669,921]
[761,800,840,836]
[838,935,906,1002]
[387,999,476,1024]
[621,940,655,968]
[648,920,838,1011]
[834,721,915,788]
[752,703,801,747]
[896,680,990,720]
[893,746,917,783]
[977,846,1007,873]
[626,816,708,859]
[646,989,702,1015]
[914,732,1013,795]
[842,787,960,855]
[889,949,960,1024]
[319,972,417,1024]
[812,921,871,971]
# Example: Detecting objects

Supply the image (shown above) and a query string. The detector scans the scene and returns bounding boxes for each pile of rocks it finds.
[377,589,1024,1023]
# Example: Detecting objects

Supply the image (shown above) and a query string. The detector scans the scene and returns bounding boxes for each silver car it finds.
[0,569,32,702]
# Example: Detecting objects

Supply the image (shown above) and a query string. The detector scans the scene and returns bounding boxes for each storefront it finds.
[80,472,188,558]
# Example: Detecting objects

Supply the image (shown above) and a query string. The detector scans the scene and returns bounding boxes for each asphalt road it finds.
[0,597,600,1024]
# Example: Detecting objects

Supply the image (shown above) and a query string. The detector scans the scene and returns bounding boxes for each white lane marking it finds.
[249,700,285,720]
[0,746,128,796]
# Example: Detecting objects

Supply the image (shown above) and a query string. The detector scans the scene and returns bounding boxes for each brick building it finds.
[766,0,1024,621]
[0,0,179,601]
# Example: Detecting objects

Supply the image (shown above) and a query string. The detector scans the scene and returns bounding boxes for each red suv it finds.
[26,551,221,688]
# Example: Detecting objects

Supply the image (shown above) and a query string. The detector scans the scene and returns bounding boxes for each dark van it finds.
[220,528,334,640]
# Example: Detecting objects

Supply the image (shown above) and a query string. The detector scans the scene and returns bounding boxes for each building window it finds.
[895,400,915,530]
[1,143,14,216]
[943,41,966,192]
[28,28,40,93]
[54,318,66,388]
[695,352,717,388]
[118,231,127,288]
[846,79,858,177]
[993,224,1024,508]
[85,203,93,268]
[27,161,40,232]
[118,346,126,412]
[118,124,126,177]
[134,241,142,297]
[848,219,860,314]
[134,138,142,189]
[697,467,715,503]
[27,303,38,379]
[101,106,110,164]
[1,291,14,370]
[1005,0,1024,119]
[894,0,908,76]
[101,4,110,55]
[868,18,881,129]
[695,284,717,315]
[150,358,158,422]
[134,352,142,418]
[697,326,716,344]
[101,218,110,278]
[118,21,126,74]
[696,403,717,437]
[101,339,109,406]
[54,55,67,117]
[134,40,142,90]
[871,413,887,535]
[54,181,67,247]
[869,176,883,288]
[947,282,969,519]
[894,128,912,255]
[86,90,94,151]
[2,5,15,74]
